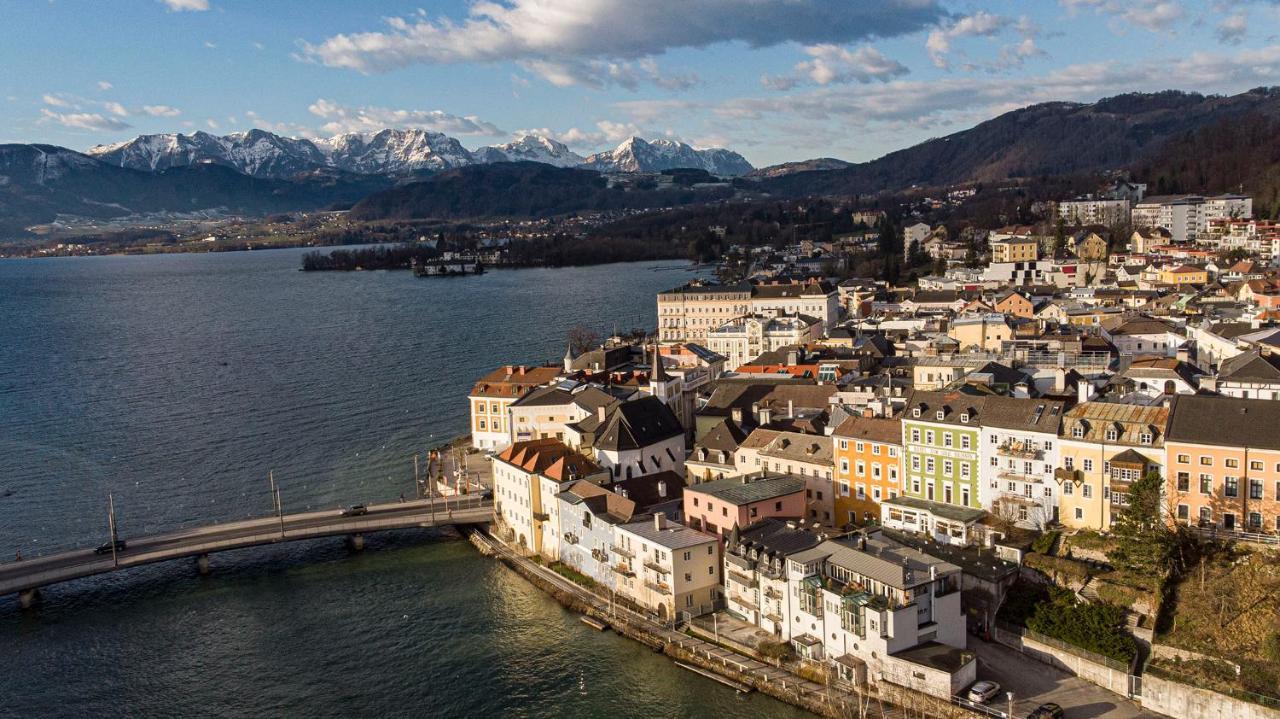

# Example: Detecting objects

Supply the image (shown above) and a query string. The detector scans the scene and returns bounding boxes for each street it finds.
[970,637,1165,719]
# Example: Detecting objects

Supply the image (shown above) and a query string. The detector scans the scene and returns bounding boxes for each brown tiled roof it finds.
[496,438,601,481]
[469,364,561,398]
[832,415,902,445]
[1060,402,1168,447]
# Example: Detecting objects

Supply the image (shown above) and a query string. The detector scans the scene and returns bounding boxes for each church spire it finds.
[651,342,668,382]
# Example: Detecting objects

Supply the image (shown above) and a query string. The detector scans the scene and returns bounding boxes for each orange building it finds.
[831,414,903,526]
[1165,395,1280,534]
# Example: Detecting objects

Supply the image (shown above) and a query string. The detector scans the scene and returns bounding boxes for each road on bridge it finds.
[0,495,492,598]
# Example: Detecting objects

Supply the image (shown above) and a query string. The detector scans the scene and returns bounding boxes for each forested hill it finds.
[754,88,1280,200]
[347,162,732,221]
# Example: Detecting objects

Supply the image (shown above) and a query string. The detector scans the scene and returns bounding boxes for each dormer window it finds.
[913,408,921,418]
[936,410,945,420]
[1105,428,1119,442]
[960,413,969,424]
[1139,432,1153,445]
[1072,424,1085,439]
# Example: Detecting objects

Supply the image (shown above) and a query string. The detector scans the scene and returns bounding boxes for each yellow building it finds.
[1158,264,1208,287]
[469,364,563,451]
[991,238,1039,263]
[657,282,752,344]
[1057,402,1169,531]
[832,415,903,526]
[1071,232,1109,261]
[947,314,1012,352]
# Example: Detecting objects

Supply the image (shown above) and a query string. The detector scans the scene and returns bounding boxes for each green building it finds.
[900,391,991,510]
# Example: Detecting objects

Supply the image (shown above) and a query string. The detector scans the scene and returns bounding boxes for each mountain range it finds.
[5,87,1280,238]
[87,130,753,179]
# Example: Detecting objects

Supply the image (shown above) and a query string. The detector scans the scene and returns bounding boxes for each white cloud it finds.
[298,0,945,88]
[96,80,113,91]
[42,93,74,108]
[203,41,217,49]
[104,101,129,117]
[206,118,220,129]
[1216,14,1247,44]
[159,0,209,11]
[306,98,503,136]
[1059,0,1185,34]
[39,108,131,131]
[141,104,182,117]
[518,57,697,91]
[926,11,1012,69]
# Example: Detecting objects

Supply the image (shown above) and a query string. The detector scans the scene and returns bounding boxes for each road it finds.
[0,495,492,596]
[971,637,1165,719]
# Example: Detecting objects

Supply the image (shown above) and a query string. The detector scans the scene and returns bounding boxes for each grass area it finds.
[1064,529,1114,552]
[1024,552,1094,585]
[1031,530,1059,556]
[548,561,597,590]
[1159,544,1280,684]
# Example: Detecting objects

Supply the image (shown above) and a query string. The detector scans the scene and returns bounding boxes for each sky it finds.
[5,0,1280,167]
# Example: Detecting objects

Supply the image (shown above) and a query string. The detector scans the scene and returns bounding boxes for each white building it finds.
[705,313,822,371]
[1101,316,1186,358]
[977,397,1066,529]
[612,514,720,620]
[1058,198,1130,226]
[1132,194,1252,244]
[493,439,609,558]
[785,530,975,698]
[722,518,823,637]
[904,222,932,248]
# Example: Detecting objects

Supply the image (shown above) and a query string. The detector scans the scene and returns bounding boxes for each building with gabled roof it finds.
[469,364,564,450]
[493,438,609,558]
[1056,402,1168,531]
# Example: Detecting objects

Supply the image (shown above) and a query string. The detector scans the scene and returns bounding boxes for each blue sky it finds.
[6,0,1280,166]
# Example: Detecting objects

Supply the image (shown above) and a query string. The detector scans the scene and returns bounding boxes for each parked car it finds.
[966,680,1001,704]
[1028,703,1064,719]
[94,539,127,555]
[342,504,368,517]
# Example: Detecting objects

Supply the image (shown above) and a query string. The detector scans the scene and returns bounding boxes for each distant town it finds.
[462,179,1280,719]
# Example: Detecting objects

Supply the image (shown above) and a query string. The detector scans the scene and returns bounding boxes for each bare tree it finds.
[567,324,600,356]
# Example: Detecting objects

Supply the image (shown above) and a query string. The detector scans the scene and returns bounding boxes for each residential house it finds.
[469,364,563,450]
[612,514,720,620]
[1101,316,1185,357]
[493,439,610,557]
[556,481,640,586]
[705,313,822,371]
[901,391,989,511]
[978,397,1067,529]
[723,518,823,636]
[1165,395,1280,533]
[1056,402,1168,531]
[832,415,903,526]
[947,314,1012,352]
[684,473,807,537]
[736,429,836,525]
[1203,350,1280,400]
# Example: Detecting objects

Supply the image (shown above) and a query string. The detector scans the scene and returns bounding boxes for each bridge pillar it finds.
[195,553,211,576]
[18,588,40,609]
[347,533,365,552]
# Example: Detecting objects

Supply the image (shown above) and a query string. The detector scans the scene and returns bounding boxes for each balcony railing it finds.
[612,563,634,577]
[997,442,1043,460]
[644,560,670,575]
[728,570,758,588]
[611,544,634,558]
[644,579,671,594]
[532,511,551,522]
[729,592,757,609]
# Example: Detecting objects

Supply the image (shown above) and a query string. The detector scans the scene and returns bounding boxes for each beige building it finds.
[469,364,563,451]
[612,514,720,620]
[493,438,609,558]
[991,237,1038,263]
[1056,402,1168,531]
[736,429,836,525]
[947,314,1012,352]
[657,282,752,344]
[704,313,822,370]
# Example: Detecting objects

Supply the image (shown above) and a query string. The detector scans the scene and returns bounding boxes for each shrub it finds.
[1026,590,1137,664]
[756,640,794,662]
[1031,530,1060,556]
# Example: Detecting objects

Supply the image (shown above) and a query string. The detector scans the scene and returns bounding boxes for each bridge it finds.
[0,495,492,607]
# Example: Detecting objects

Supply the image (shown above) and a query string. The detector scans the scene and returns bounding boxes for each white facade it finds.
[978,419,1061,529]
[1058,198,1130,226]
[705,314,822,370]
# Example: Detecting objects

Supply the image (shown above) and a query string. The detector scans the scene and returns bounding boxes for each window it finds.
[1249,512,1262,529]
[911,456,921,471]
[1063,482,1073,495]
[926,458,935,474]
[1105,429,1119,442]
[1250,479,1264,500]
[839,440,848,450]
[961,435,971,450]
[1064,456,1074,470]
[1072,425,1084,438]
[1177,504,1188,520]
[943,460,953,477]
[911,429,921,443]
[1250,460,1264,471]
[961,464,970,479]
[1225,477,1239,498]
[1176,454,1190,464]
[1082,459,1093,472]
[872,445,881,456]
[941,432,952,448]
[1074,507,1083,520]
[1225,458,1240,469]
[855,442,865,453]
[925,431,935,445]
[1200,456,1212,466]
[1139,433,1153,445]
[1199,474,1212,494]
[840,459,850,474]
[1082,485,1093,499]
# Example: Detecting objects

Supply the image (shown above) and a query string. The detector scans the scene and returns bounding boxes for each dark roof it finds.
[881,529,1017,584]
[595,396,684,451]
[891,642,975,673]
[979,396,1068,433]
[903,390,994,428]
[605,470,686,511]
[730,517,823,558]
[1218,351,1280,382]
[1166,395,1280,451]
[687,473,806,505]
[695,418,750,453]
[832,415,902,444]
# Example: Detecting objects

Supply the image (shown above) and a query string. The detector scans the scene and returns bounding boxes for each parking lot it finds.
[970,637,1165,719]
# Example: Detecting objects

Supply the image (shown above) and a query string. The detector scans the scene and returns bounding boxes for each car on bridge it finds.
[94,539,127,555]
[342,504,368,517]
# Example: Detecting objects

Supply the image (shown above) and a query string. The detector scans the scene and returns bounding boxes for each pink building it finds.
[683,474,807,537]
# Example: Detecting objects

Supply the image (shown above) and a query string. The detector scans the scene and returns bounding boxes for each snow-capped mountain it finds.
[88,129,752,178]
[581,137,753,176]
[313,129,475,175]
[473,134,585,167]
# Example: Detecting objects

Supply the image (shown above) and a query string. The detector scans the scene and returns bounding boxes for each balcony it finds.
[727,570,758,588]
[1054,467,1083,483]
[997,441,1043,460]
[729,592,757,609]
[998,470,1045,484]
[532,511,551,522]
[763,587,782,601]
[612,563,635,577]
[611,544,635,558]
[644,560,670,575]
[591,548,609,563]
[563,533,579,545]
[644,579,671,594]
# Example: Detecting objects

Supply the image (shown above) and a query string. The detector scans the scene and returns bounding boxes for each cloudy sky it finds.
[6,0,1280,166]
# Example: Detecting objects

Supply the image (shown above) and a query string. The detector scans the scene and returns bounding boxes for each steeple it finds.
[650,342,668,382]
[563,344,575,372]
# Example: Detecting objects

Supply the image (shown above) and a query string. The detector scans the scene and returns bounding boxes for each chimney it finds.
[657,481,667,498]
[1176,345,1190,363]
[518,366,527,376]
[654,513,667,531]
[858,535,867,551]
[597,405,608,423]
[730,407,744,425]
[1078,380,1094,404]
[504,365,514,375]
[1053,367,1066,394]
[787,349,800,366]
[788,400,795,419]
[930,565,938,581]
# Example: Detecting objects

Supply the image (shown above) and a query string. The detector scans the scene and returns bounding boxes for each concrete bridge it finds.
[0,495,492,607]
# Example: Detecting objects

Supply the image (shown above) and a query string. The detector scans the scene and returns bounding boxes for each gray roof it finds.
[790,531,960,591]
[882,495,987,524]
[979,396,1068,433]
[595,396,684,451]
[731,518,823,559]
[1218,351,1280,383]
[1166,395,1280,451]
[618,517,716,549]
[688,473,806,505]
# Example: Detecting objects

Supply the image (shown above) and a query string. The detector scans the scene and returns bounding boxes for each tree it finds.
[1110,471,1179,579]
[1053,216,1068,257]
[567,324,600,355]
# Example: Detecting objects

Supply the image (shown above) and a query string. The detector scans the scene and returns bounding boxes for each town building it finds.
[1165,395,1280,534]
[1202,350,1280,400]
[1101,316,1185,357]
[901,391,989,511]
[991,236,1039,263]
[555,480,640,587]
[831,415,903,526]
[977,397,1067,529]
[657,282,752,344]
[1058,198,1130,226]
[589,395,686,481]
[683,473,807,537]
[469,364,563,450]
[735,429,836,525]
[704,313,822,371]
[612,514,720,620]
[1056,402,1168,531]
[493,439,610,557]
[722,518,823,636]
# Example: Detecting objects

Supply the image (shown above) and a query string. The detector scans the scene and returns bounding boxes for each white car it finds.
[967,680,1001,704]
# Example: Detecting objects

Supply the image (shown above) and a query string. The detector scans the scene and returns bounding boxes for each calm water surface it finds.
[0,248,807,718]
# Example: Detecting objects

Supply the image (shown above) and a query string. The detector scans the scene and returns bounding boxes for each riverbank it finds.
[465,528,979,719]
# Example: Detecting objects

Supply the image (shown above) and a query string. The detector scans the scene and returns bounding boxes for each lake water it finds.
[0,248,807,717]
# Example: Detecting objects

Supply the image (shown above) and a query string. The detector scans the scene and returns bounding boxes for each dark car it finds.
[1028,703,1064,719]
[342,504,368,517]
[94,539,127,555]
